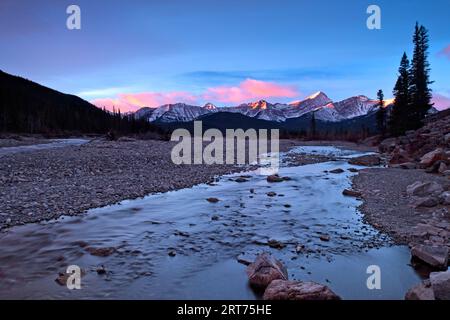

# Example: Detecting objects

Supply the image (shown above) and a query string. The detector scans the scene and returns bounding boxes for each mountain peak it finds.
[203,102,217,110]
[248,100,269,109]
[307,91,329,100]
[289,91,332,109]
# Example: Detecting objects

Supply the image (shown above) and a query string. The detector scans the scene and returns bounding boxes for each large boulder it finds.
[246,253,288,289]
[420,148,445,168]
[263,280,341,300]
[430,270,450,300]
[405,281,435,300]
[378,138,397,153]
[413,196,439,208]
[348,154,381,166]
[389,146,413,165]
[411,244,449,269]
[406,181,444,197]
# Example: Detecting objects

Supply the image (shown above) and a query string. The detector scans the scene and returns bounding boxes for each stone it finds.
[235,177,248,183]
[389,147,413,165]
[267,239,286,249]
[444,133,450,144]
[413,196,439,208]
[347,168,359,172]
[430,270,450,300]
[168,250,177,257]
[348,154,381,166]
[405,281,435,300]
[411,244,449,269]
[378,137,397,153]
[420,148,445,168]
[267,192,277,197]
[55,272,69,286]
[206,197,219,203]
[96,265,107,275]
[438,162,448,174]
[246,253,288,289]
[329,168,344,174]
[391,162,417,169]
[342,189,362,197]
[406,181,444,197]
[440,191,450,205]
[263,280,341,300]
[319,235,330,241]
[85,246,116,257]
[267,175,284,183]
[444,132,450,144]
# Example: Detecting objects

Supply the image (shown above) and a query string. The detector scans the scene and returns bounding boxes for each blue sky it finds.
[0,0,449,110]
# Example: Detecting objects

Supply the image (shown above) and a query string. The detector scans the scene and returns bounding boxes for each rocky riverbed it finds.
[0,138,333,229]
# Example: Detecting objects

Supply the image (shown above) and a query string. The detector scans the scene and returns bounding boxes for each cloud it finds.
[91,91,198,112]
[433,93,450,111]
[202,79,299,104]
[438,45,450,60]
[91,79,300,111]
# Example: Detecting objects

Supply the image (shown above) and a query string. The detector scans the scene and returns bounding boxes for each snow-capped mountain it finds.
[134,92,385,123]
[138,103,216,123]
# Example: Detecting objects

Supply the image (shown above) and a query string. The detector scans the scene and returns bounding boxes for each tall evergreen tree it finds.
[376,89,386,135]
[409,22,433,128]
[389,53,410,136]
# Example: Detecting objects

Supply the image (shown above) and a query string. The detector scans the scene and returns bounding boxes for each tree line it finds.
[0,70,165,137]
[376,22,433,137]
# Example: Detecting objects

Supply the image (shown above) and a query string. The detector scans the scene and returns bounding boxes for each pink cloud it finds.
[203,79,299,104]
[91,91,197,112]
[433,93,450,111]
[91,79,300,111]
[438,45,450,59]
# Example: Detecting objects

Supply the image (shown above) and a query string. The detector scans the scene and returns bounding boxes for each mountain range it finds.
[134,91,388,124]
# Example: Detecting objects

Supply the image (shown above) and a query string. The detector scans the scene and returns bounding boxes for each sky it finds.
[0,0,449,112]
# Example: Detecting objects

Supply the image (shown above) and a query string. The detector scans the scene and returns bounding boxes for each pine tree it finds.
[376,89,386,135]
[409,22,433,129]
[389,53,410,136]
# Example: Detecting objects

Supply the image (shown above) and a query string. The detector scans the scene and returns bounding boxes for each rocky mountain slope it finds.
[134,92,383,124]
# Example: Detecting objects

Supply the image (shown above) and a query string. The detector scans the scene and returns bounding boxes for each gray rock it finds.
[246,253,288,289]
[413,196,439,208]
[266,174,284,183]
[420,148,445,168]
[342,189,362,197]
[329,168,344,174]
[263,280,341,300]
[411,244,449,269]
[439,191,450,205]
[348,154,381,166]
[430,270,450,300]
[405,281,435,300]
[406,181,444,197]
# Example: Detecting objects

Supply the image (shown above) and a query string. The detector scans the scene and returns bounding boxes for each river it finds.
[0,146,421,299]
